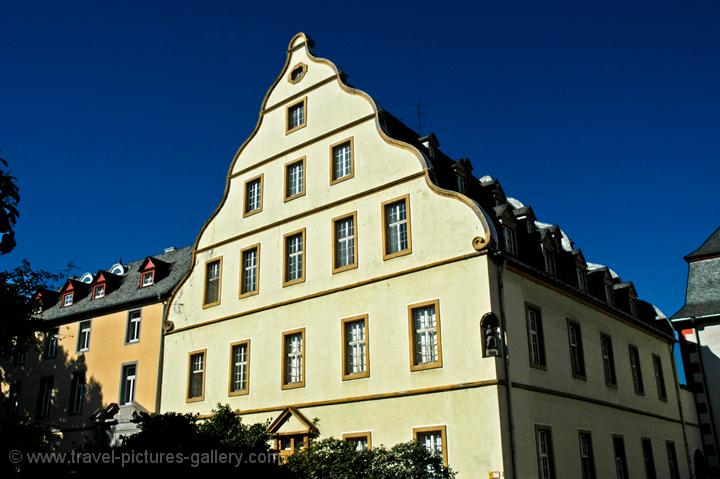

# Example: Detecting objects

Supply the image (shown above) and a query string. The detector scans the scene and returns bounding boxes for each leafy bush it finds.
[286,437,455,479]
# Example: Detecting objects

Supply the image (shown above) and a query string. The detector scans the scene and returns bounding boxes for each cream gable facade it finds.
[160,33,706,478]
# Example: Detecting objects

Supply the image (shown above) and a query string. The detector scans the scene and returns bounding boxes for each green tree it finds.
[0,156,20,255]
[286,437,456,479]
[0,260,59,361]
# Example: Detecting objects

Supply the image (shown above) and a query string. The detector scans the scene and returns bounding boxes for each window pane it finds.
[204,260,220,305]
[286,234,303,282]
[335,217,355,268]
[345,320,366,375]
[332,142,352,180]
[189,353,204,398]
[385,200,408,255]
[242,248,258,294]
[287,162,303,197]
[285,333,303,384]
[246,179,261,213]
[288,103,304,130]
[418,431,443,457]
[414,306,438,364]
[231,343,248,392]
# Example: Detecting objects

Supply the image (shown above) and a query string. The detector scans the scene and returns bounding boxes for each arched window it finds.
[481,313,501,358]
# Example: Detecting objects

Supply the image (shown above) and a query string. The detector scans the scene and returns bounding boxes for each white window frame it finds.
[382,196,411,260]
[120,363,136,405]
[126,310,141,344]
[77,321,91,352]
[229,341,250,395]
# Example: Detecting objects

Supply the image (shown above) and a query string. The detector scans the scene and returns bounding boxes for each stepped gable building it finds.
[2,246,192,448]
[159,33,703,477]
[673,226,720,478]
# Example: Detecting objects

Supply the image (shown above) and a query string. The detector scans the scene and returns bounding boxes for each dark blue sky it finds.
[1,1,718,317]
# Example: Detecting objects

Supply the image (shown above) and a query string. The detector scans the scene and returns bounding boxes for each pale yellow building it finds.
[160,33,705,477]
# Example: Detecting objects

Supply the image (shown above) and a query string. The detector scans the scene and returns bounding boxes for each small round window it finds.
[288,63,307,84]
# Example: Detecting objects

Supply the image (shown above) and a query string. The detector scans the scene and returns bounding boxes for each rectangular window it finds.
[567,320,586,379]
[414,426,448,467]
[77,320,91,352]
[69,371,85,415]
[240,245,260,297]
[330,138,354,184]
[629,345,645,395]
[535,426,555,479]
[343,432,372,451]
[542,245,556,276]
[93,283,105,299]
[44,328,59,359]
[641,437,657,479]
[285,158,305,200]
[503,225,517,255]
[613,435,628,479]
[409,300,443,371]
[333,213,358,273]
[527,305,546,368]
[601,333,617,386]
[282,329,305,389]
[629,297,638,317]
[342,315,369,380]
[141,271,154,287]
[244,175,263,216]
[605,282,615,306]
[120,363,137,405]
[229,340,250,395]
[653,354,667,401]
[456,174,467,194]
[578,431,596,479]
[382,195,412,259]
[187,350,206,402]
[286,98,306,133]
[126,310,141,344]
[577,268,587,291]
[666,441,680,479]
[283,230,305,286]
[203,258,222,307]
[37,376,53,418]
[63,292,73,307]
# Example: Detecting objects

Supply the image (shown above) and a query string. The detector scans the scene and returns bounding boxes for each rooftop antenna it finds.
[64,262,81,280]
[416,102,424,136]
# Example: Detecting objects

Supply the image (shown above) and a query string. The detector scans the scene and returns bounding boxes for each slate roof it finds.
[40,246,192,323]
[672,228,720,321]
[376,108,672,338]
[672,302,720,320]
[684,226,720,261]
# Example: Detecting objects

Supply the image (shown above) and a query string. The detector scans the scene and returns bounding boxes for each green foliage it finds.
[0,156,19,255]
[0,260,60,361]
[286,437,455,479]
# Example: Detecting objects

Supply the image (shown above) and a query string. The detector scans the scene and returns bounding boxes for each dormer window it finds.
[503,225,517,256]
[576,268,587,292]
[629,297,637,317]
[541,244,556,276]
[141,271,154,288]
[605,281,615,306]
[456,174,468,195]
[93,284,105,299]
[62,292,74,307]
